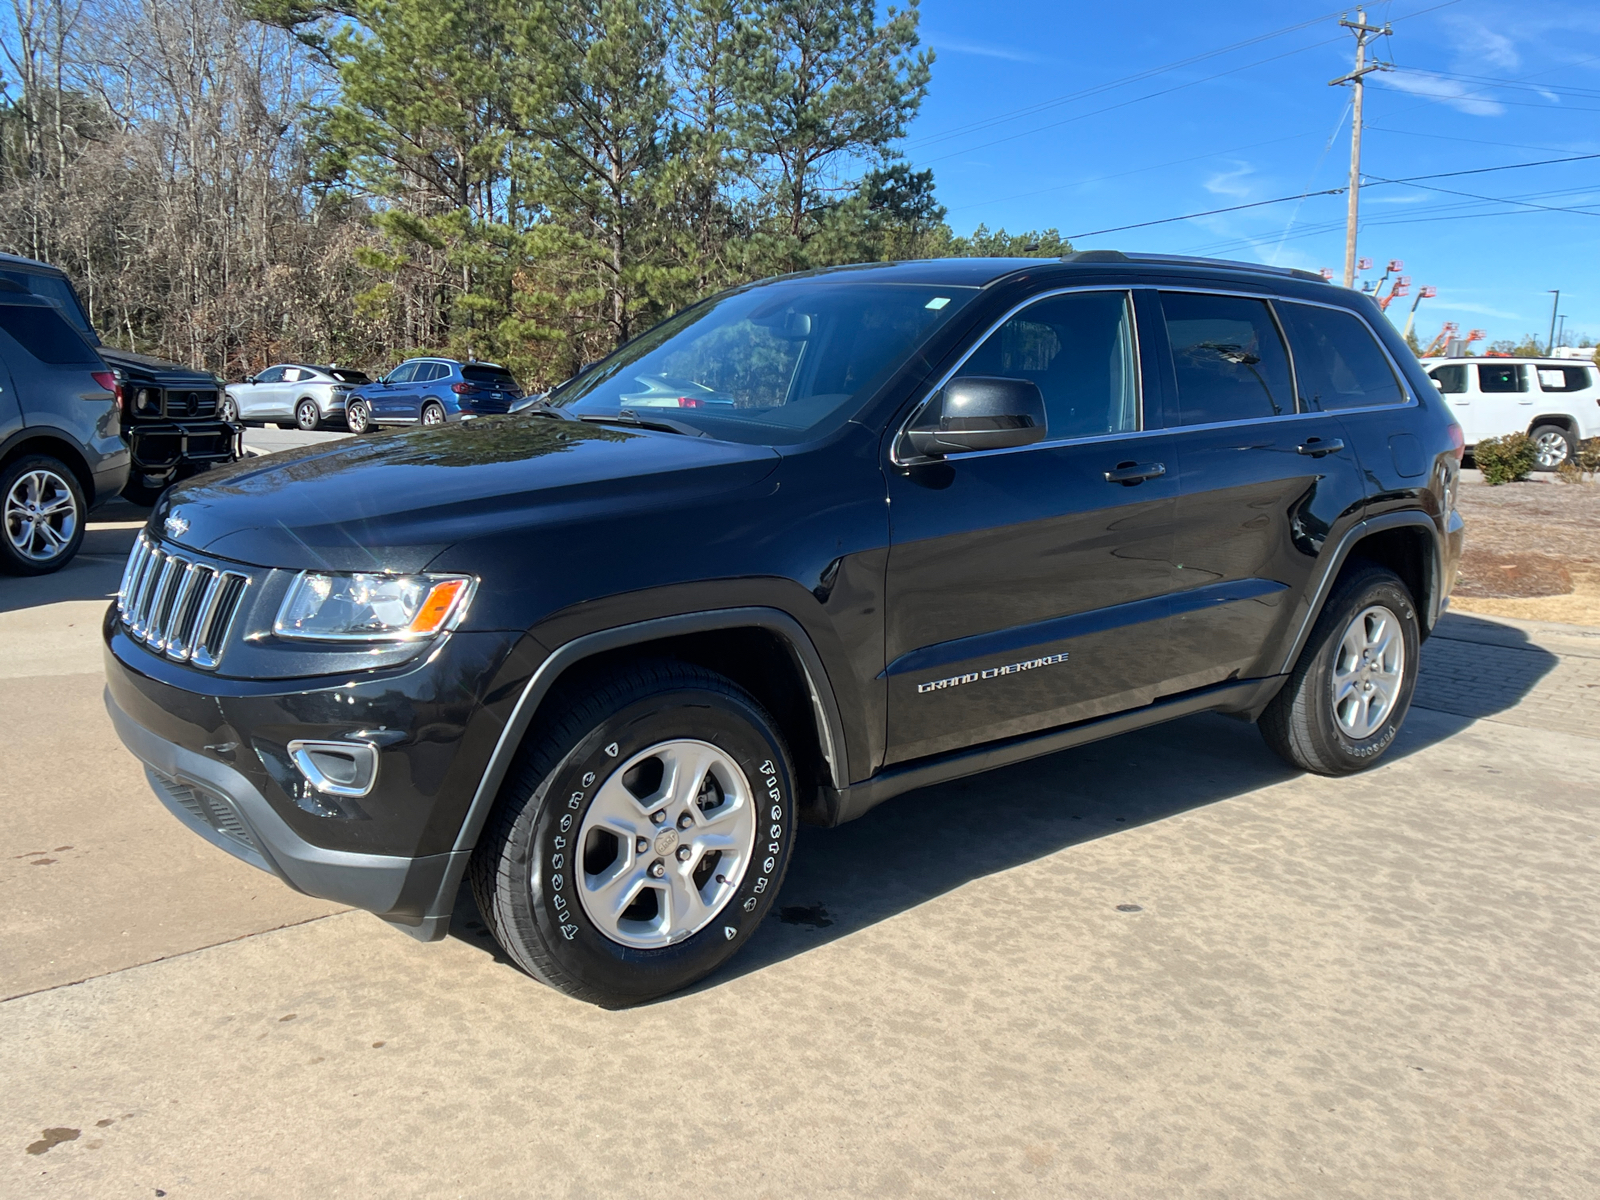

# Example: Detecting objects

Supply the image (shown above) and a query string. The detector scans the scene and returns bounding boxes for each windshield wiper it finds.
[577,410,707,437]
[518,397,577,420]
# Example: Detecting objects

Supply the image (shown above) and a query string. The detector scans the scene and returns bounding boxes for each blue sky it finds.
[905,0,1600,348]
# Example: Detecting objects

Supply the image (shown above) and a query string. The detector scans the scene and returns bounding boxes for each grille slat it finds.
[117,535,250,670]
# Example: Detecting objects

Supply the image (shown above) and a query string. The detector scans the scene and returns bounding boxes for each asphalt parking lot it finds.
[2,440,1597,1198]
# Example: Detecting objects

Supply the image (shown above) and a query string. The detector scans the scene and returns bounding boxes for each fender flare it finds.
[450,606,849,860]
[1275,510,1443,675]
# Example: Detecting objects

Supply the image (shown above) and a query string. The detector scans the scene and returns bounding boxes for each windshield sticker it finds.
[925,296,950,309]
[917,652,1069,695]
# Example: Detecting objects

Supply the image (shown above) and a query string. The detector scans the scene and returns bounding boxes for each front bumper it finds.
[127,421,242,472]
[103,619,532,939]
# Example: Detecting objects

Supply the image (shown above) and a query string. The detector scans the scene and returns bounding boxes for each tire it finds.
[346,398,373,434]
[1529,424,1575,471]
[220,394,239,424]
[421,400,445,426]
[120,475,170,508]
[295,398,320,431]
[469,660,798,1007]
[0,455,86,575]
[1259,562,1420,775]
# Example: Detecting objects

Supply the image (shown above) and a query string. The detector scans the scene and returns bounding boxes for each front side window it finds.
[1477,364,1526,393]
[951,290,1140,441]
[1536,365,1593,392]
[1276,302,1405,410]
[549,280,979,445]
[386,363,419,385]
[1161,292,1293,425]
[1430,365,1467,394]
[255,366,286,384]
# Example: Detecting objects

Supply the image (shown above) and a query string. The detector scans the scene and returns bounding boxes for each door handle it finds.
[1297,438,1344,457]
[1105,461,1166,485]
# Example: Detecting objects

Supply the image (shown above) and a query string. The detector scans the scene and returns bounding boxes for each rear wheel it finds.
[421,400,445,426]
[1530,424,1574,470]
[294,398,320,431]
[1259,563,1419,775]
[469,661,797,1007]
[0,456,86,575]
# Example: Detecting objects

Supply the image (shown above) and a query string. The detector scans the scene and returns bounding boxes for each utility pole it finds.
[1330,9,1392,288]
[1546,290,1561,354]
[1557,313,1568,351]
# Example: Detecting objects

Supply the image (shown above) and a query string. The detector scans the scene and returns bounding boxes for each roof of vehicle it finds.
[1422,356,1598,367]
[768,252,1333,289]
[0,250,61,274]
[399,356,510,368]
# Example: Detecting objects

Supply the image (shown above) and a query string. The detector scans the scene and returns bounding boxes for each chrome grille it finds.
[117,535,250,669]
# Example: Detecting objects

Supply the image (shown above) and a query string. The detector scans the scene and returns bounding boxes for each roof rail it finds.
[1060,249,1328,283]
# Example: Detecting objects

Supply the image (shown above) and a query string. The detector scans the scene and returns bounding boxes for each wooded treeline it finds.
[0,0,1068,386]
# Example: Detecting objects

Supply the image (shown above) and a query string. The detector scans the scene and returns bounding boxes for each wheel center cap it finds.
[653,828,679,857]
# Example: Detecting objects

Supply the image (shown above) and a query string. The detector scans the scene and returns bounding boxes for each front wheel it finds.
[1530,424,1575,470]
[469,661,797,1007]
[220,394,239,424]
[1259,563,1420,775]
[1,456,85,575]
[346,398,372,434]
[295,398,320,431]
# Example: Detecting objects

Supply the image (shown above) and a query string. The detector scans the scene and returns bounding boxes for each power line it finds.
[1363,175,1600,218]
[1065,151,1600,240]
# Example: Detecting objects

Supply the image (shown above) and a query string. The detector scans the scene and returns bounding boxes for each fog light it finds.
[287,739,379,798]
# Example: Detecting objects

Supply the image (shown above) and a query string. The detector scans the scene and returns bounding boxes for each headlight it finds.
[274,572,474,642]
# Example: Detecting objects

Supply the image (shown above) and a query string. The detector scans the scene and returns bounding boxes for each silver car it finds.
[224,364,372,430]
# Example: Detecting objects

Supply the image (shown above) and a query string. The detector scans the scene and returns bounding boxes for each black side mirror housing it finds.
[906,376,1048,458]
[243,375,256,385]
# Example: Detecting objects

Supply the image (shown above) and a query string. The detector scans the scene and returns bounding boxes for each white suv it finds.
[1423,356,1600,469]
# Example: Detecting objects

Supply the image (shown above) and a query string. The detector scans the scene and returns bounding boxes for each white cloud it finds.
[926,34,1038,64]
[1367,192,1431,205]
[1441,301,1525,321]
[1385,72,1504,117]
[1203,163,1257,199]
[1441,17,1521,71]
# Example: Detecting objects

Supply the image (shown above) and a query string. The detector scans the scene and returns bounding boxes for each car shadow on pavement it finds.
[0,500,147,615]
[443,603,1561,995]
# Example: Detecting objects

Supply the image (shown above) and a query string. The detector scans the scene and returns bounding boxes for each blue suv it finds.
[345,358,524,433]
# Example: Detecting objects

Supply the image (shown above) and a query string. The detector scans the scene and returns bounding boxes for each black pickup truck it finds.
[0,252,240,505]
[105,253,1464,1007]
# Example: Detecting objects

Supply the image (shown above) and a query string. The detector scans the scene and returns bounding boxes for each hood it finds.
[99,345,217,384]
[155,417,781,572]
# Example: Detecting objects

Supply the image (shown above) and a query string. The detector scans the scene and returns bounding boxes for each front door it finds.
[1153,290,1368,690]
[372,362,419,422]
[240,365,285,420]
[883,288,1180,765]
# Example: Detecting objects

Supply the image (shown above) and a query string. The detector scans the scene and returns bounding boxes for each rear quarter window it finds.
[1535,365,1593,392]
[0,302,102,365]
[1276,302,1405,410]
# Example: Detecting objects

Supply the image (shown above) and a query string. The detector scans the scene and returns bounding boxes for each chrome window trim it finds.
[890,285,1146,467]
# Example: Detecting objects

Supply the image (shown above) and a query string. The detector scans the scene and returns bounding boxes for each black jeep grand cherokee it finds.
[105,253,1464,1006]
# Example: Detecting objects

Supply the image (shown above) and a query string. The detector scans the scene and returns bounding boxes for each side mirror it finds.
[243,375,255,385]
[905,376,1047,458]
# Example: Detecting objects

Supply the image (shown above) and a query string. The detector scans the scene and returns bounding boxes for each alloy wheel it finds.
[1533,430,1569,469]
[1330,604,1405,740]
[296,400,318,430]
[422,403,445,426]
[4,469,79,564]
[221,396,238,423]
[575,739,758,949]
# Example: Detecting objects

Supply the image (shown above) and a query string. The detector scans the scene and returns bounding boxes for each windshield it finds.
[547,279,980,444]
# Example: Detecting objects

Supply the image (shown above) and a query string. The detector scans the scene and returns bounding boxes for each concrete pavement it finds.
[1,502,1596,1198]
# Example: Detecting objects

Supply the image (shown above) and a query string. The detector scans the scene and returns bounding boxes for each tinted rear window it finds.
[1160,291,1294,425]
[328,369,371,384]
[0,269,94,334]
[0,302,102,365]
[1478,364,1526,393]
[464,365,518,386]
[1276,302,1405,410]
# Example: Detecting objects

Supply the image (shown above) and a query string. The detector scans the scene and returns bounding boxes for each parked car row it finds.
[1422,355,1600,469]
[1,250,242,575]
[225,357,528,434]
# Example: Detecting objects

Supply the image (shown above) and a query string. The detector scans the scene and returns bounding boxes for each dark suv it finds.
[103,254,1464,1006]
[0,252,240,506]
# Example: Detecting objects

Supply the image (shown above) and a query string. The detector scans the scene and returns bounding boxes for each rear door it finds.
[1474,362,1531,438]
[1156,289,1367,690]
[0,338,19,442]
[883,287,1180,765]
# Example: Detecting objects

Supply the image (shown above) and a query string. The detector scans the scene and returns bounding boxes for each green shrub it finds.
[1474,433,1535,485]
[1576,437,1600,476]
